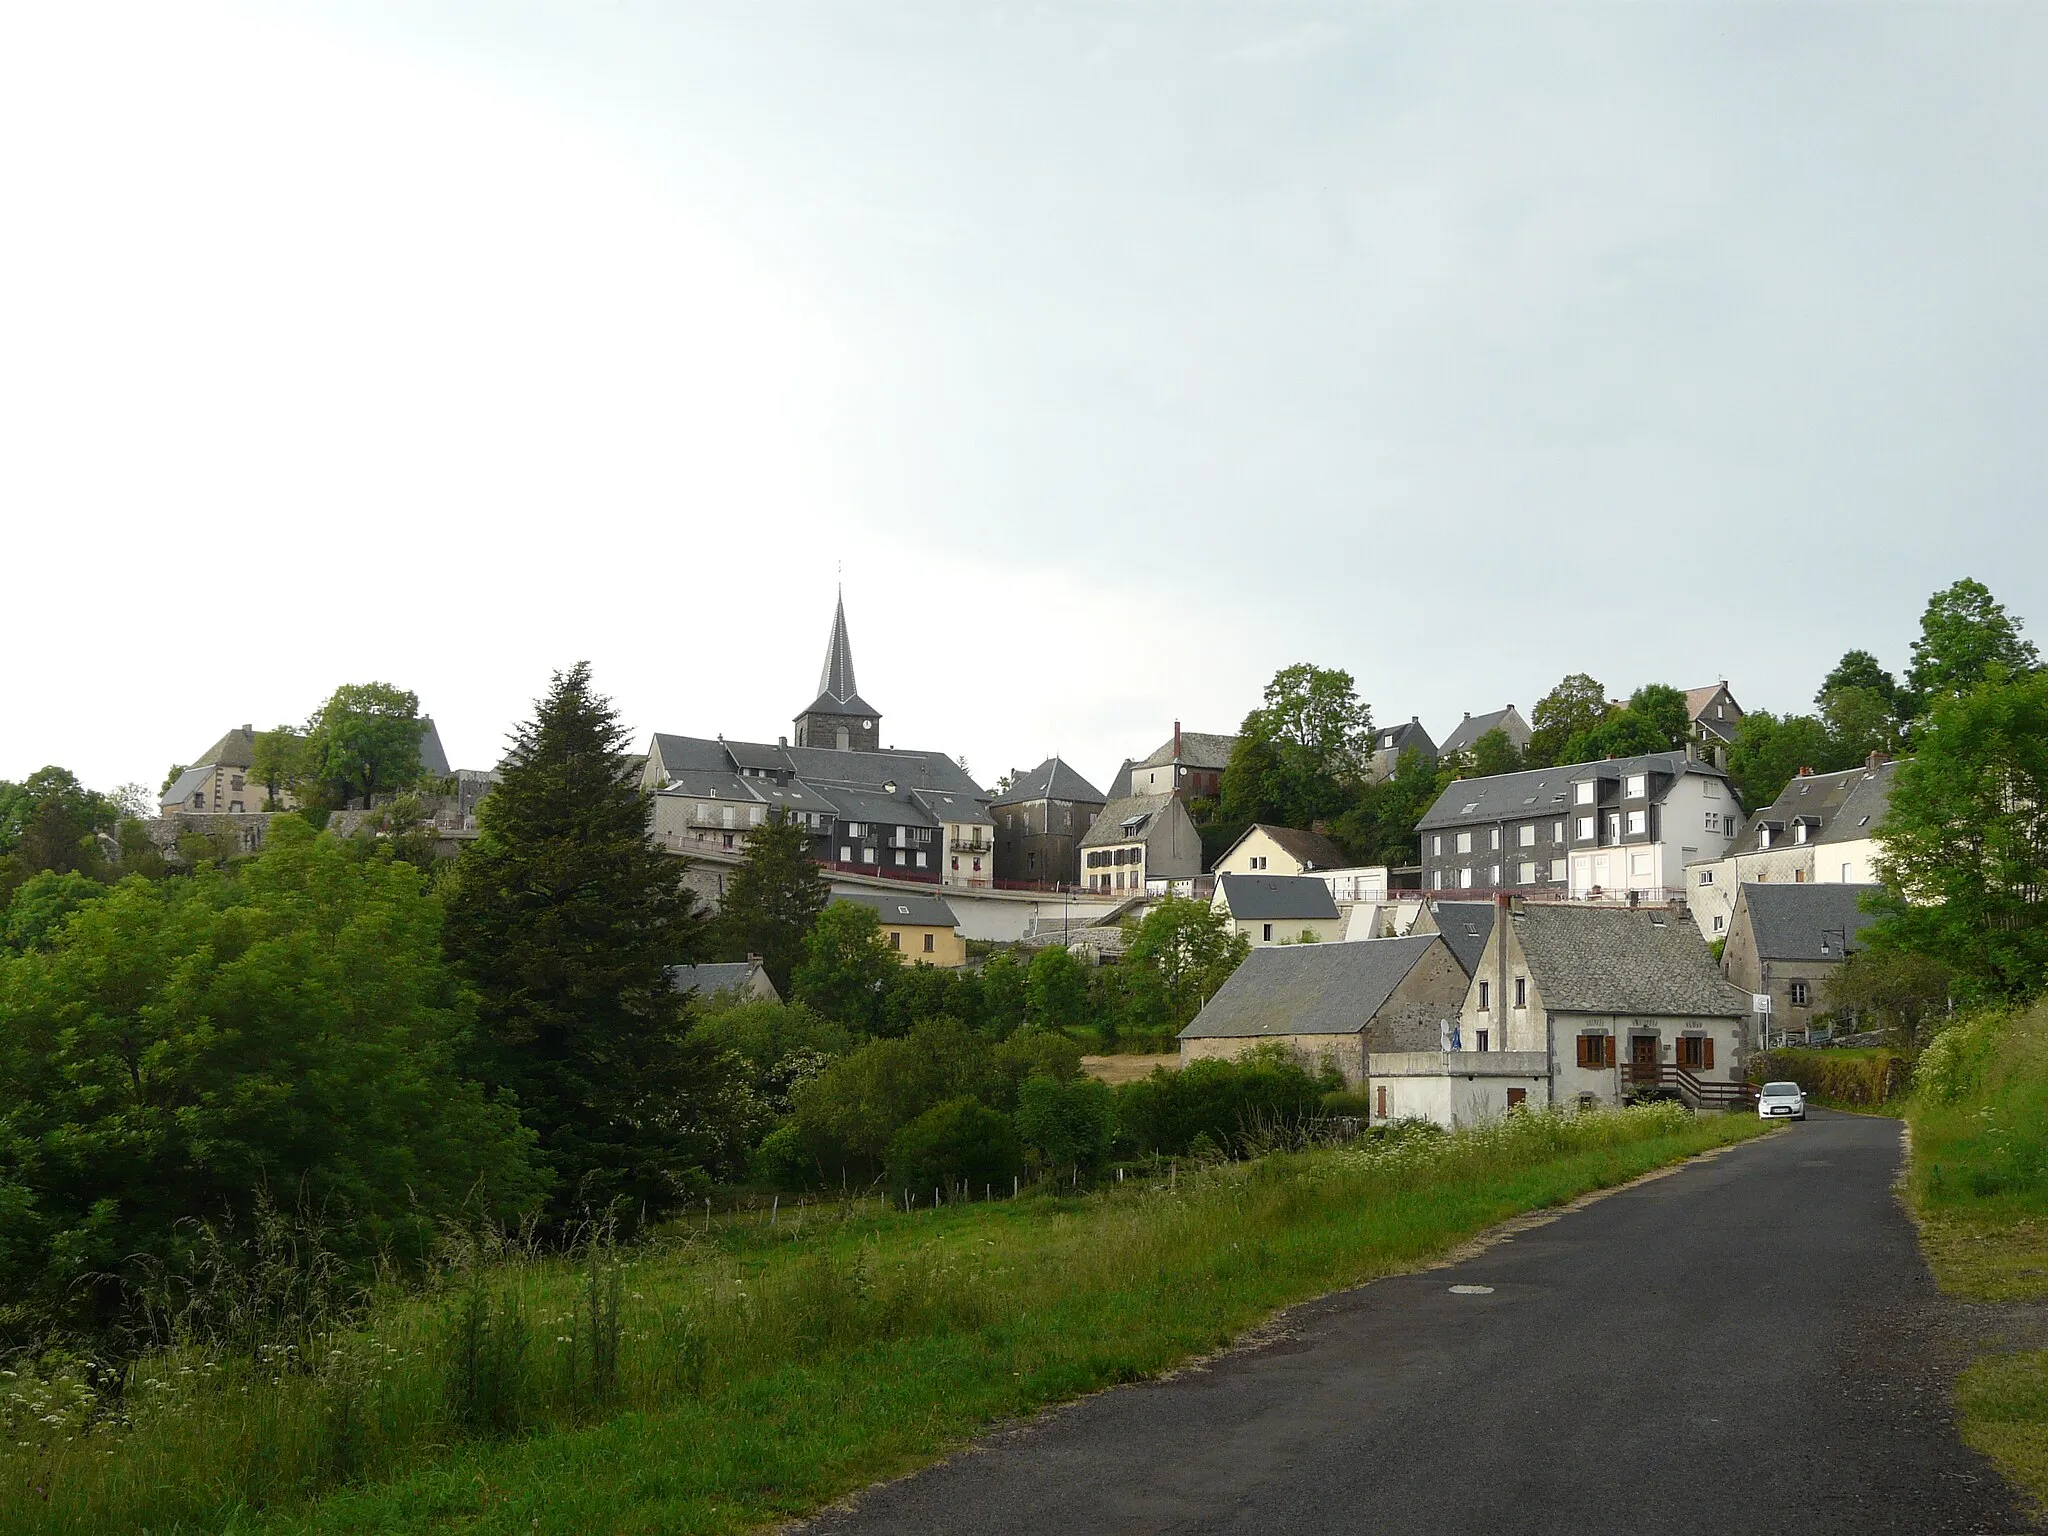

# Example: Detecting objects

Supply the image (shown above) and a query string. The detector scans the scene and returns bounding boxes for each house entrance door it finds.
[1628,1033,1660,1090]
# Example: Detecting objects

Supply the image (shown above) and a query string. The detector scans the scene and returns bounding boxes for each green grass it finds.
[1752,1046,1910,1112]
[0,1106,1764,1536]
[1906,1001,2048,1510]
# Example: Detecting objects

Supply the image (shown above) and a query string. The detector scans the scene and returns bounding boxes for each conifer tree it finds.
[714,806,829,994]
[445,663,721,1219]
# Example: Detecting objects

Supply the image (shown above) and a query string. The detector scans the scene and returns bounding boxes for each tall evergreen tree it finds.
[444,663,721,1219]
[714,807,829,994]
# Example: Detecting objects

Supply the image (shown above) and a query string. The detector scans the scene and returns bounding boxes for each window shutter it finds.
[1603,1035,1617,1069]
[1704,1037,1715,1070]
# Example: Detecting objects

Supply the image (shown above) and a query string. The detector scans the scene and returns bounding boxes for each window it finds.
[848,822,863,838]
[1704,778,1722,799]
[1432,834,1442,856]
[1489,864,1501,886]
[1842,862,1854,881]
[895,850,906,866]
[1262,923,1273,941]
[916,852,927,868]
[1514,976,1527,1008]
[1705,812,1719,834]
[749,807,764,826]
[1456,831,1473,854]
[1757,826,1772,849]
[888,931,901,950]
[1577,816,1595,841]
[1625,774,1646,798]
[1574,782,1595,805]
[1431,871,1443,890]
[1477,980,1490,1011]
[1790,980,1811,1006]
[923,933,935,953]
[1630,853,1652,876]
[1794,822,1809,844]
[229,774,245,792]
[1506,1087,1527,1109]
[1476,1029,1490,1053]
[1251,854,1266,869]
[862,848,876,864]
[1519,861,1537,885]
[1676,1036,1715,1070]
[1553,820,1565,842]
[1627,809,1646,835]
[1518,824,1535,848]
[973,858,982,873]
[1713,915,1724,932]
[840,845,852,861]
[1458,868,1473,888]
[951,856,958,870]
[1605,813,1621,843]
[1489,828,1501,850]
[1576,1033,1617,1068]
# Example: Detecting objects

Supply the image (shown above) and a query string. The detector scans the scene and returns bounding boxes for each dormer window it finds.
[1794,822,1809,844]
[1624,774,1646,799]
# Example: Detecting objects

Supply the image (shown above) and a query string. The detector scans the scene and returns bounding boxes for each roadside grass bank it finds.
[1907,1001,2048,1508]
[1751,1047,1911,1113]
[1,1105,1763,1536]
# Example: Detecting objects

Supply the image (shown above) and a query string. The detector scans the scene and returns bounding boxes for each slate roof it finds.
[1135,731,1238,771]
[1375,719,1436,756]
[801,590,880,720]
[1440,707,1526,757]
[1425,901,1496,978]
[1684,684,1742,745]
[912,787,995,827]
[643,733,986,801]
[991,756,1107,808]
[1180,935,1444,1039]
[417,718,451,779]
[1737,883,1882,963]
[670,961,775,999]
[1416,751,1721,832]
[1218,823,1347,872]
[1105,758,1136,799]
[835,890,960,929]
[192,725,257,770]
[160,765,212,807]
[1214,873,1341,923]
[820,785,941,829]
[1079,792,1180,848]
[1511,905,1753,1017]
[1727,762,1897,854]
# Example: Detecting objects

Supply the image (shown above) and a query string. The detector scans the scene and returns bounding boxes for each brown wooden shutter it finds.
[1575,1035,1589,1068]
[1704,1037,1716,1070]
[1604,1035,1617,1068]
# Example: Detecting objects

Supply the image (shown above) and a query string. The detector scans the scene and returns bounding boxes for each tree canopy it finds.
[1906,577,2039,708]
[304,683,426,808]
[713,807,829,995]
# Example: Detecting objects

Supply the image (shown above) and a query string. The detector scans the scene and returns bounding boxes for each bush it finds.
[1912,1005,2048,1216]
[885,1098,1022,1194]
[1751,1048,1911,1108]
[1014,1076,1117,1179]
[1115,1049,1329,1158]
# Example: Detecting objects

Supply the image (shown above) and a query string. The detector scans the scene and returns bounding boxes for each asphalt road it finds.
[803,1111,2034,1535]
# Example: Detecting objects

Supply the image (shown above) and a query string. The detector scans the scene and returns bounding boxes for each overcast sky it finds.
[4,2,2044,800]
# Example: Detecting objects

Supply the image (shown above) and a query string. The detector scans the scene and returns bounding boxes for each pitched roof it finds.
[1375,719,1436,756]
[1217,823,1347,872]
[1215,873,1341,923]
[1135,731,1237,771]
[160,765,212,807]
[1511,904,1753,1017]
[1726,761,1898,854]
[1736,883,1882,962]
[801,590,879,719]
[1416,751,1722,832]
[911,787,994,828]
[990,756,1107,808]
[835,890,960,929]
[417,718,452,779]
[1079,791,1181,848]
[643,732,986,800]
[670,961,776,999]
[1440,707,1525,757]
[1423,901,1496,978]
[1180,936,1444,1039]
[192,725,257,770]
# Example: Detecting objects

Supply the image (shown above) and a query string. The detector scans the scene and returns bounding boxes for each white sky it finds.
[4,3,2045,798]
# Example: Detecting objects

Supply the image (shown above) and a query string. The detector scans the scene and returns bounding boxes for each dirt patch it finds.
[1080,1053,1177,1085]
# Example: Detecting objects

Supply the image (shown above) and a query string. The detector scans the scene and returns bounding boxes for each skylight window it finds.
[1461,802,1482,815]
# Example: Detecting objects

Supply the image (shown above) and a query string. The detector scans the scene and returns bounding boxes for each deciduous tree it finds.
[790,900,901,1031]
[304,683,425,808]
[1906,577,2038,708]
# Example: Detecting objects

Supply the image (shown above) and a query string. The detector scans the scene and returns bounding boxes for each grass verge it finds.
[1907,1001,2048,1510]
[1,1105,1764,1536]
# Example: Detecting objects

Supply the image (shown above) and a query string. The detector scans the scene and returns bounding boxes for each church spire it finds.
[794,587,881,750]
[816,587,859,707]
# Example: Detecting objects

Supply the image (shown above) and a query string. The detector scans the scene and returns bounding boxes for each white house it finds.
[1211,873,1345,946]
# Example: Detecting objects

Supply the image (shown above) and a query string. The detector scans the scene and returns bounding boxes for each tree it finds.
[1818,684,1900,763]
[791,901,902,1031]
[1865,671,2048,1002]
[1906,578,2038,708]
[444,662,722,1220]
[1014,1075,1117,1181]
[0,768,118,859]
[1219,663,1372,833]
[1123,896,1250,1030]
[249,725,309,808]
[1624,683,1691,750]
[1823,948,1953,1050]
[1725,710,1847,809]
[1525,674,1609,768]
[1558,682,1690,766]
[1026,944,1091,1035]
[886,1098,1022,1194]
[304,683,426,808]
[1819,649,1902,713]
[0,818,545,1333]
[1,871,106,954]
[713,808,828,995]
[1468,728,1523,778]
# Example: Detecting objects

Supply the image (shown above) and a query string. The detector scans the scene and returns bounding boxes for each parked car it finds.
[1757,1081,1806,1121]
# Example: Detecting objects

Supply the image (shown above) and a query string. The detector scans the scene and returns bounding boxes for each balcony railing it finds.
[949,838,992,855]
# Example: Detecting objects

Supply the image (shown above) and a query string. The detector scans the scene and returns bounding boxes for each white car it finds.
[1757,1081,1806,1121]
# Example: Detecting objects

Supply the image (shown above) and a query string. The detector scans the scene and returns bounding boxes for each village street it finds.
[802,1114,2031,1535]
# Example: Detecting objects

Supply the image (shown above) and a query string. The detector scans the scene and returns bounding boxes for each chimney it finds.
[1310,819,1330,836]
[1797,765,1813,777]
[1713,744,1728,770]
[778,735,788,747]
[1174,720,1182,760]
[1866,749,1892,770]
[242,723,252,733]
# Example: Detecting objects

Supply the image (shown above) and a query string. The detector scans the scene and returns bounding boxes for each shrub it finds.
[1014,1076,1117,1180]
[885,1098,1022,1194]
[1115,1048,1328,1158]
[1751,1047,1910,1107]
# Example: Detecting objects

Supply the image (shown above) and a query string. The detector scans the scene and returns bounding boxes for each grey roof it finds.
[1180,935,1444,1039]
[1684,684,1743,745]
[1727,761,1898,854]
[1512,904,1753,1017]
[192,725,257,770]
[1440,706,1527,757]
[819,785,941,829]
[643,732,986,801]
[1135,731,1238,771]
[911,787,994,827]
[1736,883,1882,962]
[160,765,212,807]
[670,961,772,998]
[800,590,880,720]
[1105,758,1136,800]
[1375,719,1436,756]
[1079,791,1180,848]
[991,756,1107,808]
[1424,901,1496,978]
[417,718,451,779]
[1215,873,1341,923]
[1220,823,1347,872]
[835,890,960,929]
[1416,751,1722,832]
